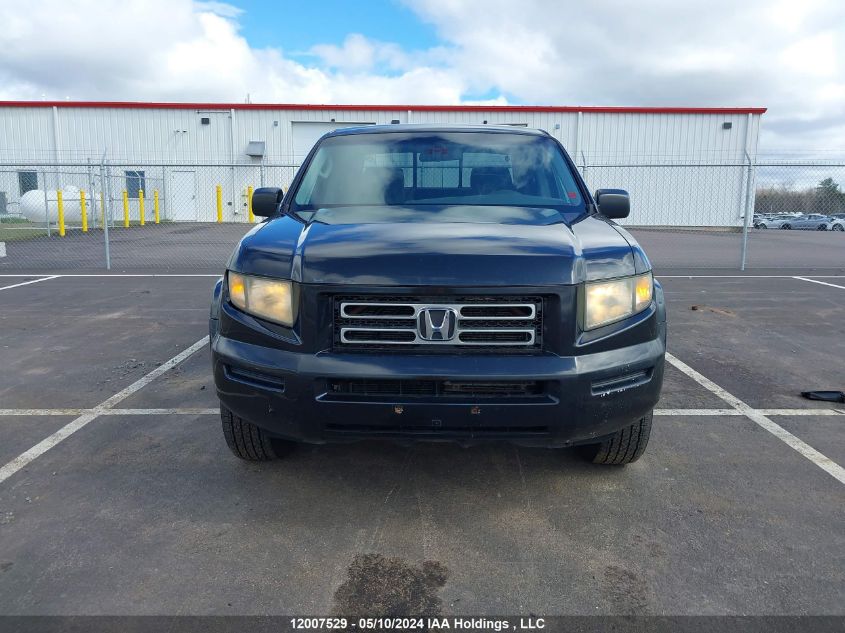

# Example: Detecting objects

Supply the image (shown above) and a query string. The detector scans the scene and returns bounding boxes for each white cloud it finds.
[0,0,471,104]
[0,0,843,151]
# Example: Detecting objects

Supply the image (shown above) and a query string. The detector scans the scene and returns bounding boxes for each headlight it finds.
[584,272,653,330]
[227,271,297,327]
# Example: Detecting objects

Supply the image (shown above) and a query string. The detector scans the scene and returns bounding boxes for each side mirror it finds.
[595,189,630,219]
[252,187,284,217]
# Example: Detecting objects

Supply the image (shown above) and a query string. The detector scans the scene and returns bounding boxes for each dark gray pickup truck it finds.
[209,125,666,465]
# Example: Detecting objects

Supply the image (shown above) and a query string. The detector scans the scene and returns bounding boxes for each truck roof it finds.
[325,123,550,137]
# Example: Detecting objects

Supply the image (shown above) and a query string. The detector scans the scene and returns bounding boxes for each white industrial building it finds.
[0,101,765,227]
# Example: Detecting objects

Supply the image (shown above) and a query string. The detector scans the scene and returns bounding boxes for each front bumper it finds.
[211,328,666,448]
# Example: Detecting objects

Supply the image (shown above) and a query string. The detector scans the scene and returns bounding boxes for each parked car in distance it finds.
[829,214,845,232]
[209,125,666,466]
[780,214,833,230]
[755,215,789,229]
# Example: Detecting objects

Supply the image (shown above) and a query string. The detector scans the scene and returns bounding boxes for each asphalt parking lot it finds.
[2,225,844,274]
[0,272,843,617]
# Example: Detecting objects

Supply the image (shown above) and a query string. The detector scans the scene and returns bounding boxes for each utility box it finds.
[245,141,265,158]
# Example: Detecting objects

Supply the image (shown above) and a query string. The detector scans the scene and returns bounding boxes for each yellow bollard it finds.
[57,190,66,237]
[154,190,160,224]
[138,189,145,226]
[216,184,223,223]
[80,190,88,233]
[123,190,130,227]
[100,191,105,227]
[247,185,254,223]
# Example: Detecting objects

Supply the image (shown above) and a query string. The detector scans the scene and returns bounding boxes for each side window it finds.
[18,171,38,195]
[295,148,329,206]
[125,171,146,199]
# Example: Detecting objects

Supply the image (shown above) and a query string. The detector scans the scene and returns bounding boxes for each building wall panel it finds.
[0,103,763,226]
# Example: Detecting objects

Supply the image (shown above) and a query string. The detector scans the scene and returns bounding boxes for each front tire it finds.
[781,224,791,230]
[833,224,844,232]
[220,405,295,461]
[581,412,652,465]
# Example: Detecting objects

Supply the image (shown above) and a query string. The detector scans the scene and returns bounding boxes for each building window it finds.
[125,171,146,198]
[18,171,38,195]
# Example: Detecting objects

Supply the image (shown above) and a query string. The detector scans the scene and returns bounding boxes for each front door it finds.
[170,170,197,221]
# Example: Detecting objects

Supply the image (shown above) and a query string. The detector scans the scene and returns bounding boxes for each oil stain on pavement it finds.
[332,554,448,618]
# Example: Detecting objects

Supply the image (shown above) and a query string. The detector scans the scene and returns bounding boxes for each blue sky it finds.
[0,0,843,150]
[229,0,439,55]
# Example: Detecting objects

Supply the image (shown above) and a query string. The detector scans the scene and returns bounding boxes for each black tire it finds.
[818,224,827,231]
[220,405,295,461]
[833,224,844,232]
[581,411,652,465]
[758,224,767,229]
[782,224,791,230]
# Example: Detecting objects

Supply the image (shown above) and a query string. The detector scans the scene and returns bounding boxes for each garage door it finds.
[291,121,374,163]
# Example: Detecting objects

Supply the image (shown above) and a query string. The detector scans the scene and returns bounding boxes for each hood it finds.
[229,213,640,286]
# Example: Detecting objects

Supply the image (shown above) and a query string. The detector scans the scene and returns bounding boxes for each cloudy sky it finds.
[0,0,842,153]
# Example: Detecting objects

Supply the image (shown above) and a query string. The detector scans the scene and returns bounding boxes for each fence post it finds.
[247,185,254,222]
[161,167,168,221]
[56,190,65,237]
[739,151,755,271]
[101,158,111,270]
[80,190,88,232]
[216,184,223,223]
[100,191,105,228]
[86,159,95,224]
[42,171,51,237]
[139,189,145,226]
[154,190,160,224]
[123,190,130,228]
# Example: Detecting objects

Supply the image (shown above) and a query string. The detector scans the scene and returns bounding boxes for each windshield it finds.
[290,131,585,224]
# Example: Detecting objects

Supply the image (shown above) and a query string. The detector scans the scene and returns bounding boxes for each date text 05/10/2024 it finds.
[289,617,546,631]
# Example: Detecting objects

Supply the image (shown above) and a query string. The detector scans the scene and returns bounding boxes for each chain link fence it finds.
[0,162,297,271]
[0,158,843,272]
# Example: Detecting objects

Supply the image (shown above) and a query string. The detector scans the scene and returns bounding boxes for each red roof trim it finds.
[0,101,767,115]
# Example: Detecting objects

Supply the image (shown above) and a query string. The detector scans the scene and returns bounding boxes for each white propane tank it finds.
[20,187,84,223]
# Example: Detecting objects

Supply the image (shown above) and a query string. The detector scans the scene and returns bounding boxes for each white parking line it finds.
[107,408,220,415]
[0,409,86,416]
[658,275,845,279]
[665,352,845,485]
[654,408,845,416]
[0,275,59,291]
[0,336,209,485]
[0,274,219,278]
[0,274,843,279]
[1,407,843,418]
[792,276,845,290]
[759,408,845,416]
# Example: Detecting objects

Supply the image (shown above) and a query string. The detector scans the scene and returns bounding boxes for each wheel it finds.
[818,224,827,231]
[833,224,844,232]
[758,224,767,229]
[580,411,652,465]
[781,224,791,230]
[220,404,295,460]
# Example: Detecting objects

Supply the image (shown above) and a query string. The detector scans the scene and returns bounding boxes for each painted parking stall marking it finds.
[0,336,209,485]
[0,275,59,291]
[665,352,845,485]
[1,407,843,418]
[792,276,845,290]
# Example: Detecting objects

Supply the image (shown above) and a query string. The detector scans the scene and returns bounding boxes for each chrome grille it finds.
[334,296,543,350]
